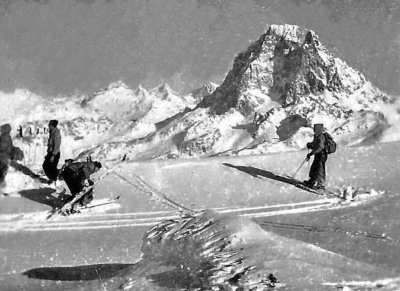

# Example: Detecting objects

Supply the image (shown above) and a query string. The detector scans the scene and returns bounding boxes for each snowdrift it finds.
[7,210,397,290]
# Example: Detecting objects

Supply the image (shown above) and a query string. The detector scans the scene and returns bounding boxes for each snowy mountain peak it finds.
[267,24,303,43]
[93,80,129,96]
[198,24,388,116]
[134,84,149,98]
[150,83,175,99]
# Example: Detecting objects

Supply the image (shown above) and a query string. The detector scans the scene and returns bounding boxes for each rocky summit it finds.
[198,24,390,114]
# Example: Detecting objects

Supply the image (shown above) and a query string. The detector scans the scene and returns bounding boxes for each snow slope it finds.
[0,141,399,290]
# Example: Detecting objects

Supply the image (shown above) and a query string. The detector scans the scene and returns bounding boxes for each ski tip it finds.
[115,196,121,200]
[46,211,57,220]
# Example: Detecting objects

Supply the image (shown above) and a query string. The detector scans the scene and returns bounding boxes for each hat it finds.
[49,120,58,127]
[313,123,324,134]
[94,161,102,169]
[0,123,11,134]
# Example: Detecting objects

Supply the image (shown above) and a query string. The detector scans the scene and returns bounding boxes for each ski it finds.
[80,196,120,210]
[46,154,127,219]
[284,174,344,200]
[56,185,95,216]
[64,196,121,215]
[223,163,344,200]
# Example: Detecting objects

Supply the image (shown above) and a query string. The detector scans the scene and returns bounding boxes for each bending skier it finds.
[42,120,61,184]
[60,159,102,213]
[304,123,327,190]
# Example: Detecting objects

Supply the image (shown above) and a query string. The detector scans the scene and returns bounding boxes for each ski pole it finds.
[27,127,32,165]
[291,158,308,179]
[33,128,39,165]
[18,126,26,165]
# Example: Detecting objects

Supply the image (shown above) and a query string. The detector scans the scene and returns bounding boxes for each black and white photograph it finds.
[0,0,399,290]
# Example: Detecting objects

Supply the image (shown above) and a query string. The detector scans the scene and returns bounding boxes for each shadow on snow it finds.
[18,188,68,209]
[22,263,134,281]
[10,161,50,184]
[222,162,298,186]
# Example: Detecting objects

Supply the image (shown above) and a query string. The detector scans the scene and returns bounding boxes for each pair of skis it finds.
[70,195,121,214]
[289,177,345,200]
[287,158,345,200]
[284,171,343,199]
[46,155,126,219]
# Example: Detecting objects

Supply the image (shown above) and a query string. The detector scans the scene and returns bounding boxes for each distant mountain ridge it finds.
[6,81,201,161]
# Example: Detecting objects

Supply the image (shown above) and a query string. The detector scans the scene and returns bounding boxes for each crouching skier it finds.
[60,158,102,214]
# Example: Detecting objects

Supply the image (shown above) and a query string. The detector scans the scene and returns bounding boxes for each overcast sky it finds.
[0,0,398,97]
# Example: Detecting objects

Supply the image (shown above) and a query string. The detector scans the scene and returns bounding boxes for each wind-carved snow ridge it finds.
[119,210,281,290]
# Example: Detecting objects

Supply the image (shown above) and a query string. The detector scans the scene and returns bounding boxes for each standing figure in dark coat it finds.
[0,124,14,189]
[42,120,61,183]
[60,159,102,212]
[304,123,327,189]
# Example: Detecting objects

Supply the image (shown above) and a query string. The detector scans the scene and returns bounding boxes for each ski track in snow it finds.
[323,277,400,289]
[0,193,382,232]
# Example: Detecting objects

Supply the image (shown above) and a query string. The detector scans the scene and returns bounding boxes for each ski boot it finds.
[63,205,80,215]
[302,179,314,188]
[303,180,325,190]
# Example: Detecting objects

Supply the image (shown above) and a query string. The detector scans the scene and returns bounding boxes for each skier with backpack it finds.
[303,123,336,190]
[59,158,102,214]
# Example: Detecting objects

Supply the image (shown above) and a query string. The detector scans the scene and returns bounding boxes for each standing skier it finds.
[304,123,327,190]
[60,159,102,213]
[42,120,61,183]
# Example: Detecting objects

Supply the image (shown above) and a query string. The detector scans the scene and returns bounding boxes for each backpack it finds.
[323,132,336,154]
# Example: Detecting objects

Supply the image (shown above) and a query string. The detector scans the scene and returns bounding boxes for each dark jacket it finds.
[61,161,99,195]
[307,133,326,156]
[64,161,98,182]
[47,127,61,155]
[306,125,328,185]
